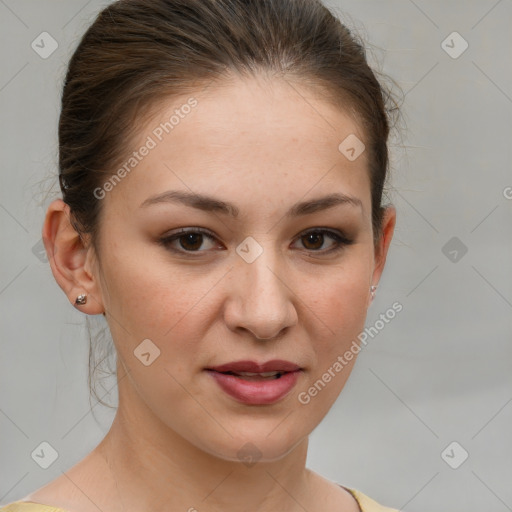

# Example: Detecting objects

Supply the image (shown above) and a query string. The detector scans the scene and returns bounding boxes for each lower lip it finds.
[206,370,301,405]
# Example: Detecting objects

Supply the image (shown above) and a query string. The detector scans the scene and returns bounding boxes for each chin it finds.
[193,422,308,466]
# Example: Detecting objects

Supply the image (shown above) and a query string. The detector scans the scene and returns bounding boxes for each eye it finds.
[159,227,353,256]
[159,228,222,254]
[292,228,353,254]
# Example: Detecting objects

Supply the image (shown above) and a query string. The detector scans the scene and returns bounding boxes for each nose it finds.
[223,247,298,341]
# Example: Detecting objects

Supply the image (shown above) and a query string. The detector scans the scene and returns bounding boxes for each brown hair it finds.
[57,0,401,408]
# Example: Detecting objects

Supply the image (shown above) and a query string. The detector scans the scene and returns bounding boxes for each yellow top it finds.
[1,487,399,512]
[344,487,400,511]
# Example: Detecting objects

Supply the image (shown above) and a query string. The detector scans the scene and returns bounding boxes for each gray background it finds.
[1,1,511,511]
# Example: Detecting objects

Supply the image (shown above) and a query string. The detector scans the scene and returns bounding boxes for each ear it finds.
[42,199,105,315]
[370,205,396,302]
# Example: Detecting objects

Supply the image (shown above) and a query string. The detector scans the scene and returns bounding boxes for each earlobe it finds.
[42,199,105,315]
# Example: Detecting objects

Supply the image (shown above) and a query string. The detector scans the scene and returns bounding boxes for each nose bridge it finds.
[245,250,284,305]
[226,236,297,339]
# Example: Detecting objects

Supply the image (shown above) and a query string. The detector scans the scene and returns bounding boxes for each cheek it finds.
[100,245,213,337]
[306,265,370,332]
[294,273,369,416]
[299,259,371,379]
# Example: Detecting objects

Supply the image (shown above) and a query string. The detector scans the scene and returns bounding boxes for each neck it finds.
[96,373,314,512]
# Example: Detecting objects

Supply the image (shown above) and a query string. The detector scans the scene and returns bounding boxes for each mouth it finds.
[209,370,288,381]
[204,360,303,405]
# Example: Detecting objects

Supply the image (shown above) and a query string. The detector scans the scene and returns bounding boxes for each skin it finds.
[35,72,395,512]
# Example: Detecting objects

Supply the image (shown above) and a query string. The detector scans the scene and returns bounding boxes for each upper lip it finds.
[206,360,302,373]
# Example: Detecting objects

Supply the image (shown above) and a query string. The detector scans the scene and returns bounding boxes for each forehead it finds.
[105,74,371,215]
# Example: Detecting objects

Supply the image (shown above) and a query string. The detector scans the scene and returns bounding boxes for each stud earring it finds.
[370,285,377,298]
[75,293,87,305]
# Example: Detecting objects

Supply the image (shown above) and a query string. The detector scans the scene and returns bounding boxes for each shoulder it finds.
[0,502,70,512]
[342,486,401,512]
[307,470,399,512]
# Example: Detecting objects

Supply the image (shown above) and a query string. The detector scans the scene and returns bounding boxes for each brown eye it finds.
[301,232,325,250]
[293,229,353,254]
[159,228,221,254]
[178,232,204,251]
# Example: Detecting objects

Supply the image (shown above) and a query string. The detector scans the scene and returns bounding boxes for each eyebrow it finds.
[140,190,362,217]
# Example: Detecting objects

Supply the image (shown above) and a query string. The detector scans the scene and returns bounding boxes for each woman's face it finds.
[90,74,394,462]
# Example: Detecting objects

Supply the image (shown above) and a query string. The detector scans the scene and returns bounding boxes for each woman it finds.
[2,0,401,510]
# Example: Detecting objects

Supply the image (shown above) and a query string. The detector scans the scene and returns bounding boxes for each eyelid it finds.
[296,227,353,243]
[159,227,222,253]
[292,228,354,253]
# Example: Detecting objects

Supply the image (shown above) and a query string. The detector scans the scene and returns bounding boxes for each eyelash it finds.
[158,227,354,256]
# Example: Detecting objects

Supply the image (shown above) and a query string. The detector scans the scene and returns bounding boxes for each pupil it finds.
[180,233,202,251]
[303,232,323,250]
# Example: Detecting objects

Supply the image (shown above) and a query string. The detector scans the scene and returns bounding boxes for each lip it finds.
[205,359,303,405]
[206,359,301,373]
